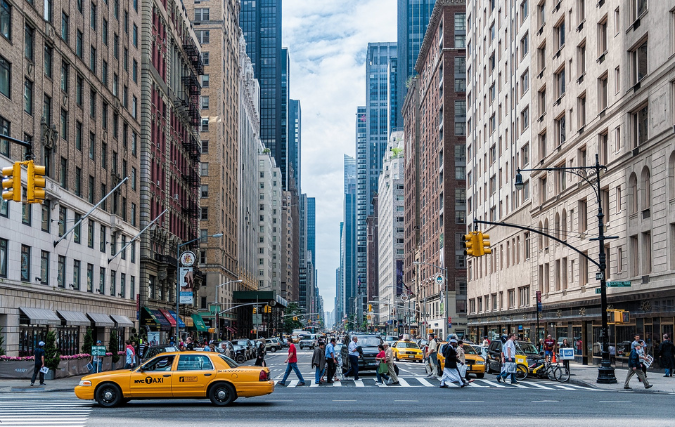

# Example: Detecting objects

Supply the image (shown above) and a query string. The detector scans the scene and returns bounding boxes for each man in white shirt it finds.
[426,334,438,377]
[498,333,518,385]
[347,336,360,380]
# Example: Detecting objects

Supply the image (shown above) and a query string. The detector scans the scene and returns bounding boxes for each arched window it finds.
[669,152,675,200]
[538,221,543,249]
[543,219,549,248]
[554,213,561,239]
[561,209,567,240]
[641,166,651,210]
[629,173,638,214]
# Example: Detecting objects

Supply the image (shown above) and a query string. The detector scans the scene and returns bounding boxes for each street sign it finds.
[91,346,106,356]
[435,274,444,286]
[595,288,602,294]
[253,314,262,325]
[607,281,631,287]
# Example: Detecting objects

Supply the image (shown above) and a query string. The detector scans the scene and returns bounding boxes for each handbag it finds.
[458,363,467,377]
[377,362,389,374]
[505,361,517,374]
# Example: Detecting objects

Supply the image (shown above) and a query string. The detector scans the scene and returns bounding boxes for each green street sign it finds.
[607,281,631,287]
[91,346,107,356]
[595,288,602,294]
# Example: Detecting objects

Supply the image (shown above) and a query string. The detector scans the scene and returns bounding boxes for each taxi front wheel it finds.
[95,383,123,408]
[209,382,236,406]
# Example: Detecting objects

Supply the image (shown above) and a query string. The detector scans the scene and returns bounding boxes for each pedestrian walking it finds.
[497,333,518,384]
[346,336,360,380]
[439,339,466,387]
[426,334,438,378]
[632,335,649,379]
[482,336,490,347]
[30,341,46,386]
[255,341,266,367]
[375,344,390,384]
[658,334,675,377]
[383,342,399,385]
[624,342,652,389]
[325,338,337,384]
[90,340,103,374]
[124,340,136,369]
[456,340,473,383]
[186,337,194,351]
[278,340,306,386]
[312,341,326,385]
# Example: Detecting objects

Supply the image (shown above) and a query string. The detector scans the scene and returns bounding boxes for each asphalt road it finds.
[2,349,674,427]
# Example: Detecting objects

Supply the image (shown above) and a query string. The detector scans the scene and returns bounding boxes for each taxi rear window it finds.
[218,354,240,368]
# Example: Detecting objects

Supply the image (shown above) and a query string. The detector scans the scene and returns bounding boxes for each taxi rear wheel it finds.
[209,382,236,406]
[95,383,123,408]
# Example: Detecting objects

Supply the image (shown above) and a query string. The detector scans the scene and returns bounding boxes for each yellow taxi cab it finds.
[391,340,423,362]
[75,351,273,407]
[436,342,486,378]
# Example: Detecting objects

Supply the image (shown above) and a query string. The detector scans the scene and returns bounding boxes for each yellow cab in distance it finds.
[436,342,486,378]
[391,340,423,362]
[74,351,273,407]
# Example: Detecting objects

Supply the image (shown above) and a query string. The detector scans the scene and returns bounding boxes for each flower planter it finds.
[0,361,35,379]
[54,360,69,379]
[44,369,55,380]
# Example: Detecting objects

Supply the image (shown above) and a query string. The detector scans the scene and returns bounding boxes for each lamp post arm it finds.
[473,219,601,269]
[518,164,606,200]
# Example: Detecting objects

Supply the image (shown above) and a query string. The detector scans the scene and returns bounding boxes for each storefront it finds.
[191,314,209,340]
[140,307,172,343]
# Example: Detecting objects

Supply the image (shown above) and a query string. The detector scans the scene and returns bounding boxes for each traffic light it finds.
[253,307,257,314]
[293,316,298,321]
[27,161,46,204]
[317,314,320,320]
[2,162,21,202]
[463,232,478,256]
[264,305,270,313]
[368,304,372,312]
[479,232,492,256]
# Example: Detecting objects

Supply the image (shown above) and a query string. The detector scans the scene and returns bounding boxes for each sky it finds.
[282,0,397,313]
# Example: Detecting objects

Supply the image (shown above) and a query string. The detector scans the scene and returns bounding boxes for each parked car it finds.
[141,344,179,362]
[340,334,383,374]
[299,337,317,350]
[231,344,248,363]
[265,338,283,352]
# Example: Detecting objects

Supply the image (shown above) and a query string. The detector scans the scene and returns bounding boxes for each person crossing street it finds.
[426,334,438,378]
[383,342,399,385]
[346,336,360,380]
[625,342,652,389]
[325,338,337,384]
[278,340,306,387]
[311,341,326,385]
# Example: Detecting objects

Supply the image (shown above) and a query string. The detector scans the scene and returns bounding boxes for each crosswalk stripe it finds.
[333,380,342,387]
[417,378,435,387]
[396,378,411,387]
[554,385,577,390]
[477,379,505,387]
[310,380,320,387]
[526,382,555,390]
[354,379,364,387]
[466,381,489,388]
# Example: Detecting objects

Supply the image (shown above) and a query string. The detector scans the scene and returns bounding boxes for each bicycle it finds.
[530,359,559,381]
[555,362,570,382]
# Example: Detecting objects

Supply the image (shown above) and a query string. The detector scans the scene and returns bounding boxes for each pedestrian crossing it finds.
[273,376,597,391]
[0,399,93,427]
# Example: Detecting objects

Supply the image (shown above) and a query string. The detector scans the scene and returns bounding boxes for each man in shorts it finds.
[543,334,556,361]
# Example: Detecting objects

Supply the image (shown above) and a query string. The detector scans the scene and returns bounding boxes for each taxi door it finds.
[172,354,216,397]
[129,354,176,398]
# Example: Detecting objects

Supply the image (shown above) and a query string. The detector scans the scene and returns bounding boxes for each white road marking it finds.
[396,378,411,387]
[477,379,505,387]
[526,382,555,390]
[417,378,435,387]
[355,379,365,387]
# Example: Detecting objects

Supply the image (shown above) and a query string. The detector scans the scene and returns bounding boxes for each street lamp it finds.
[414,261,448,340]
[515,154,616,384]
[175,233,223,340]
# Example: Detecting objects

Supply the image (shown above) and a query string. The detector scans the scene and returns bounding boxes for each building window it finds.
[24,24,34,61]
[555,66,565,98]
[0,238,6,278]
[76,30,83,58]
[201,185,208,198]
[631,40,648,85]
[57,255,65,288]
[40,251,49,285]
[0,0,10,40]
[202,75,209,87]
[555,18,565,50]
[520,32,529,59]
[24,79,33,114]
[99,267,105,294]
[20,245,30,282]
[22,197,31,225]
[577,41,586,76]
[196,30,209,44]
[132,24,138,47]
[200,163,209,176]
[0,55,9,99]
[598,74,608,111]
[201,118,209,132]
[577,94,586,128]
[631,104,648,147]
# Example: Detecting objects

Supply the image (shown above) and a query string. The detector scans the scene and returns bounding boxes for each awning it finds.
[191,314,208,332]
[56,310,91,326]
[158,309,176,327]
[86,313,115,327]
[181,315,194,327]
[149,309,171,331]
[19,307,61,326]
[226,326,236,334]
[169,310,185,328]
[110,315,134,327]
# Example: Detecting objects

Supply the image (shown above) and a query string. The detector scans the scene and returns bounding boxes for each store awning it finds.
[191,314,208,332]
[226,326,236,334]
[149,309,171,331]
[110,315,134,327]
[169,310,185,328]
[19,307,61,326]
[158,309,176,327]
[86,313,115,327]
[181,315,193,327]
[56,310,91,326]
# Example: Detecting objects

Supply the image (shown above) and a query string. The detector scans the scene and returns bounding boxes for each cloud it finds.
[283,0,397,313]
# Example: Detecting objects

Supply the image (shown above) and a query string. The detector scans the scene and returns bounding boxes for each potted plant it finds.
[110,330,120,369]
[81,328,93,354]
[43,330,61,380]
[0,326,5,356]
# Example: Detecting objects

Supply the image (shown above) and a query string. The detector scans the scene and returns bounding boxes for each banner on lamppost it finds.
[180,267,194,305]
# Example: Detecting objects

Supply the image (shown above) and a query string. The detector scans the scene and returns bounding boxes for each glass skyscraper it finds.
[397,0,436,128]
[342,154,357,317]
[289,99,301,192]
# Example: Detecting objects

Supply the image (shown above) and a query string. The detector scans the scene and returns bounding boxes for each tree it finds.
[110,330,120,364]
[43,330,61,371]
[282,302,304,334]
[81,327,94,354]
[0,326,5,356]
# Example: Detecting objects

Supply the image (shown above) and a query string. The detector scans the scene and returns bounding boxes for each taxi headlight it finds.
[475,361,485,365]
[78,380,92,387]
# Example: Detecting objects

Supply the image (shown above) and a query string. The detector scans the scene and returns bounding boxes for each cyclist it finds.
[543,334,556,362]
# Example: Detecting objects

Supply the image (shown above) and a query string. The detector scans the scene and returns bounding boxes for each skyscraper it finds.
[240,0,287,188]
[343,155,357,317]
[307,197,316,267]
[289,100,302,193]
[397,0,436,129]
[357,44,397,315]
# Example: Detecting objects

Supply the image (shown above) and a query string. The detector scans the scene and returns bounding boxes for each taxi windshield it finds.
[218,354,240,368]
[517,342,539,355]
[355,337,381,347]
[463,344,477,355]
[398,342,419,349]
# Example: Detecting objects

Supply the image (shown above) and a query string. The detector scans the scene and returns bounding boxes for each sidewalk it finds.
[568,362,675,393]
[0,375,84,393]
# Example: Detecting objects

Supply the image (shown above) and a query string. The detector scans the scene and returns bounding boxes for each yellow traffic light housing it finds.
[253,307,257,314]
[2,162,21,202]
[293,316,298,321]
[368,304,372,312]
[27,161,46,204]
[463,232,478,256]
[480,232,492,256]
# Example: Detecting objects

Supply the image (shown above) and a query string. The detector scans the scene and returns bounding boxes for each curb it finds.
[5,387,74,393]
[568,378,597,389]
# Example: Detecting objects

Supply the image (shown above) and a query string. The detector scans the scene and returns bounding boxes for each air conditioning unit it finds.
[174,194,179,201]
[156,180,160,186]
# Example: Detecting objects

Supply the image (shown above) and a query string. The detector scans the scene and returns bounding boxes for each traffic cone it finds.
[552,353,557,363]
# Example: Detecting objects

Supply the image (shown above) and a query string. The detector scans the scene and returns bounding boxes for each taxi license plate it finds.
[407,355,414,358]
